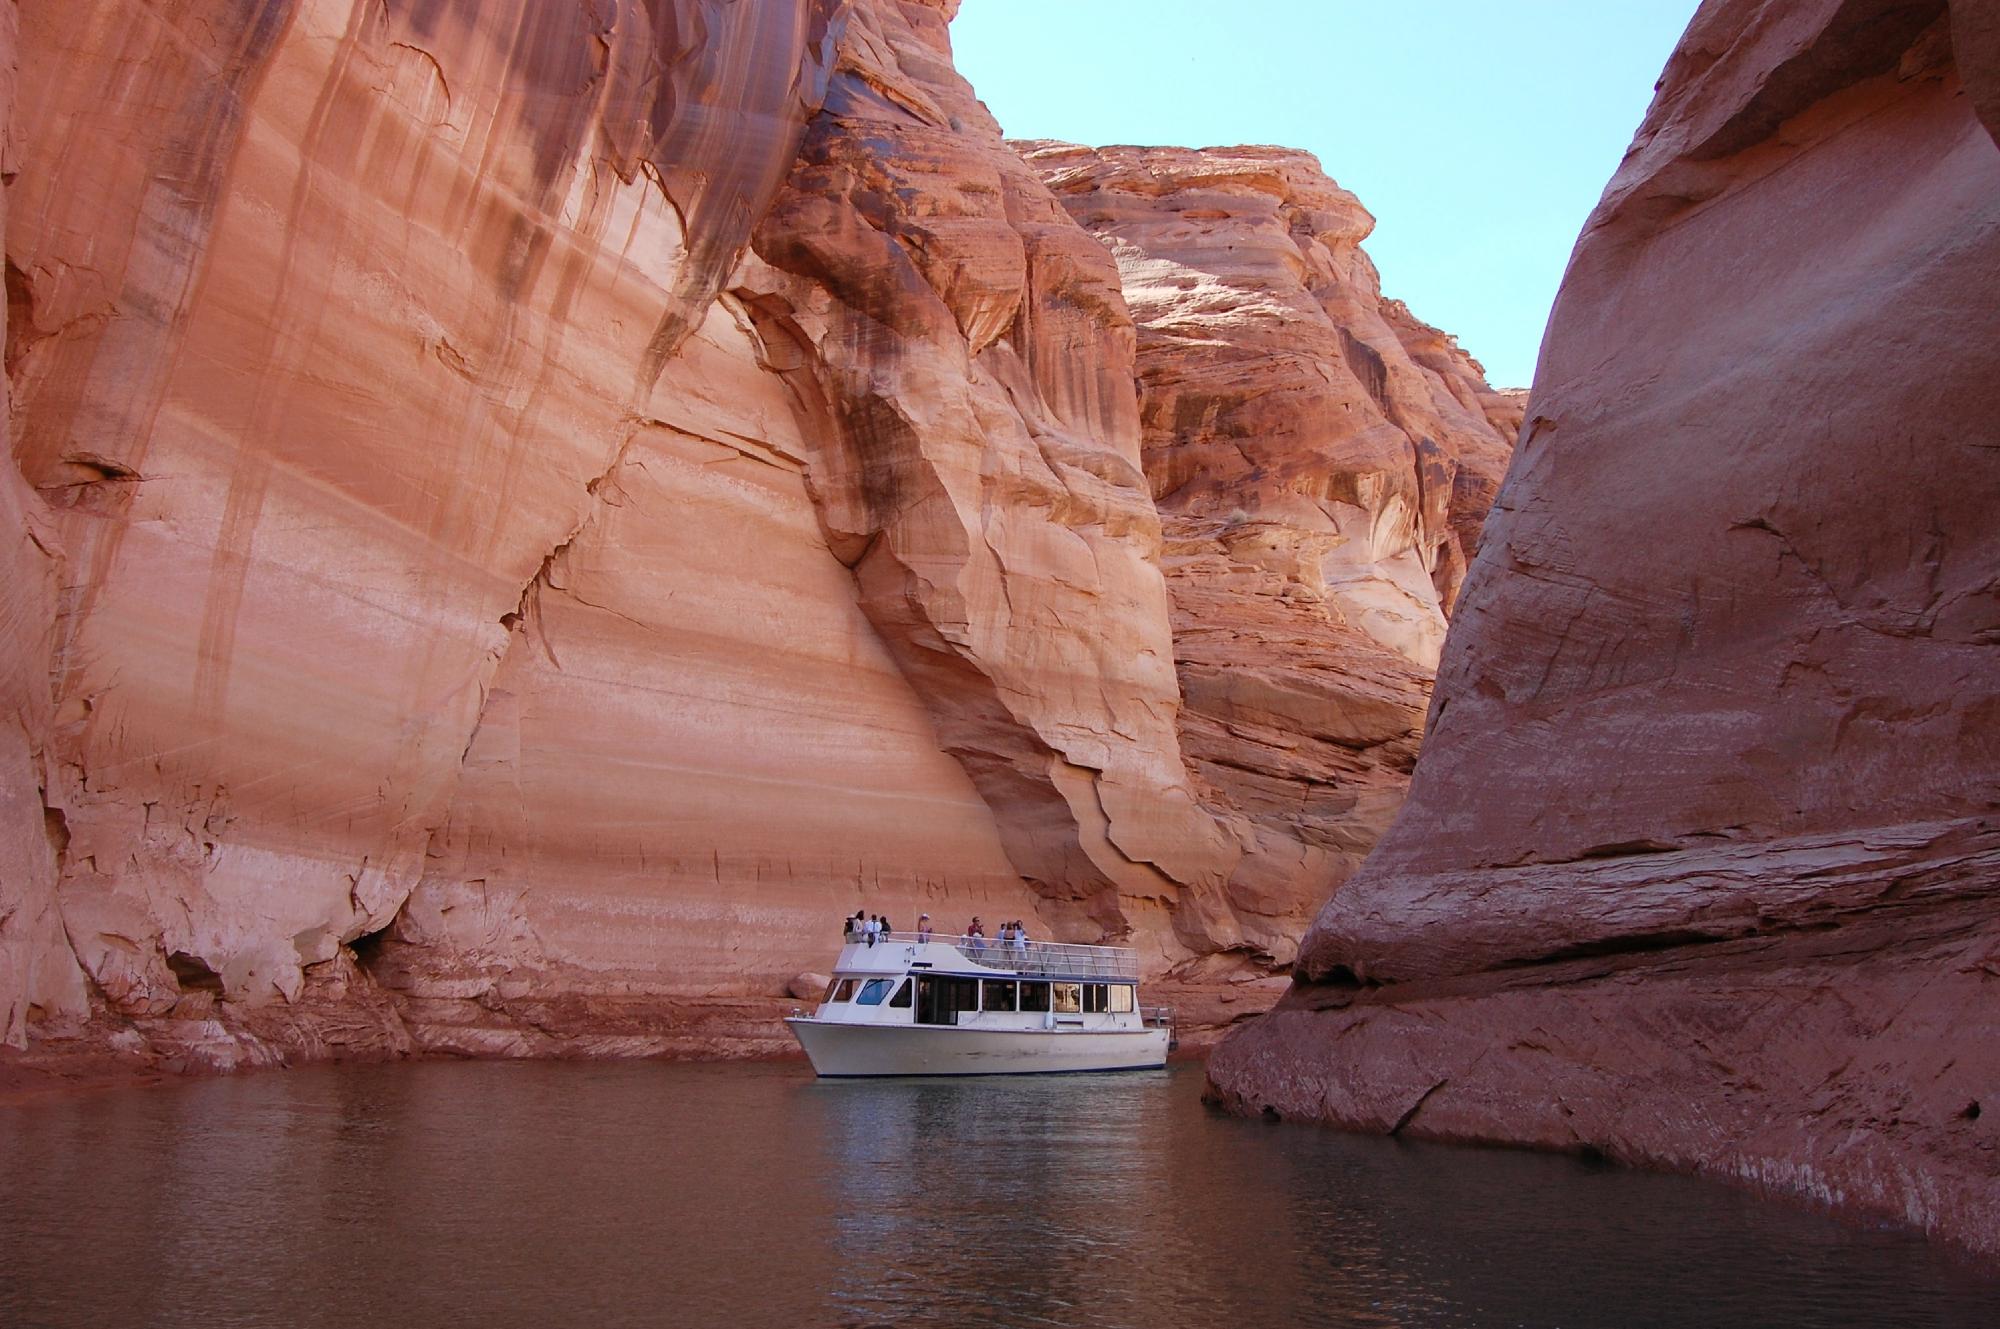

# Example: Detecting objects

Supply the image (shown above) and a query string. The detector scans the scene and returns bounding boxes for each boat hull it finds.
[785,1018,1170,1077]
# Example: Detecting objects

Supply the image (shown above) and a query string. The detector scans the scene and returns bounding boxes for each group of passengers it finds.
[840,910,1036,954]
[842,911,896,947]
[960,917,1033,957]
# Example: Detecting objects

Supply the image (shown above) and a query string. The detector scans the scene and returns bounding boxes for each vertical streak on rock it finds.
[0,0,92,1047]
[15,0,301,709]
[193,0,372,726]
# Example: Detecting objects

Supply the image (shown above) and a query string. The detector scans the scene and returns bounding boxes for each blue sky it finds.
[952,1,1702,389]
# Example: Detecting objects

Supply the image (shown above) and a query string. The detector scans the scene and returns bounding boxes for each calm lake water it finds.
[1,1061,1993,1328]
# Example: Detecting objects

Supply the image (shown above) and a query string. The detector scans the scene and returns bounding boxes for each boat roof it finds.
[833,932,1139,983]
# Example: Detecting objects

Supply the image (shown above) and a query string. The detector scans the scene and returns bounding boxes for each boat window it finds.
[831,979,857,1002]
[888,979,911,1008]
[915,975,981,1025]
[1109,984,1135,1013]
[1083,984,1108,1013]
[981,979,1018,1012]
[1019,981,1051,1012]
[856,978,895,1006]
[1052,982,1082,1014]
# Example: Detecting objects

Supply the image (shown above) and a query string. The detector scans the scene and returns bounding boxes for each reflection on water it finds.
[0,1062,1992,1328]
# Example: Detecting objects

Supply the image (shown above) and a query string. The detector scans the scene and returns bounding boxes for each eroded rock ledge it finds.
[1210,0,2000,1261]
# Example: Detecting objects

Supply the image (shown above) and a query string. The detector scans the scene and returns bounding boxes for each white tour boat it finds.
[785,931,1173,1076]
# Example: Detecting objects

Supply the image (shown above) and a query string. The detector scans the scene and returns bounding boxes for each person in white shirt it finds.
[917,914,934,943]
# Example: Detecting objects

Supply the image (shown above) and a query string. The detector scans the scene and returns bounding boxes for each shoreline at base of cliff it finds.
[0,976,1272,1106]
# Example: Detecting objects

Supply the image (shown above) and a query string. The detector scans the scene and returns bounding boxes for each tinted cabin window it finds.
[1109,984,1135,1013]
[832,979,857,1002]
[915,975,981,1025]
[889,979,912,1008]
[982,980,1018,1012]
[1052,982,1082,1013]
[856,979,894,1005]
[1019,981,1051,1012]
[1084,984,1108,1013]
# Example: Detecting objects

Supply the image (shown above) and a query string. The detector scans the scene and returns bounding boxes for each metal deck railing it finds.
[865,931,1141,980]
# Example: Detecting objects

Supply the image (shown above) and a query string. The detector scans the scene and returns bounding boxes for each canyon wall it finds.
[1211,0,2000,1260]
[2,0,1508,1068]
[1023,143,1515,965]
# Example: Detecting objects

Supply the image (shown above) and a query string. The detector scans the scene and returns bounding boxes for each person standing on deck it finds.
[917,914,933,943]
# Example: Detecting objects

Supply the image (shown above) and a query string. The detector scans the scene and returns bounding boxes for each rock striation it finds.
[0,0,1509,1070]
[1023,143,1515,964]
[1210,0,2000,1260]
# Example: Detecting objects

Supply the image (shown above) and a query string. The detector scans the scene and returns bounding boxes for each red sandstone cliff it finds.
[1021,143,1515,965]
[1210,0,2000,1261]
[0,0,1506,1069]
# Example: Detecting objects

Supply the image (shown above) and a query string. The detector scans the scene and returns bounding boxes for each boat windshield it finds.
[855,978,899,1006]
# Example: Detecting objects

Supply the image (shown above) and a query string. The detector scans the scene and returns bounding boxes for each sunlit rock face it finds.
[733,0,1251,968]
[1021,142,1515,965]
[2,0,1021,1060]
[1212,0,2000,1261]
[2,0,1510,1068]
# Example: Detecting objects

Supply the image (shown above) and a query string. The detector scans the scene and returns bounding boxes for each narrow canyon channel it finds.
[2,1062,1993,1328]
[3,0,1997,1306]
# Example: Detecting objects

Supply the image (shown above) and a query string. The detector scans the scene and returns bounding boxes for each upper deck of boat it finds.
[833,931,1140,982]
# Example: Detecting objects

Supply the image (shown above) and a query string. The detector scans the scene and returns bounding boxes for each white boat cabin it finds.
[786,930,1171,1075]
[813,933,1150,1032]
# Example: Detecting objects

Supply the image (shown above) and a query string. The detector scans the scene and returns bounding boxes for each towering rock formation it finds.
[1022,144,1515,964]
[1,0,1506,1068]
[4,0,955,1058]
[1212,0,2000,1260]
[730,0,1247,969]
